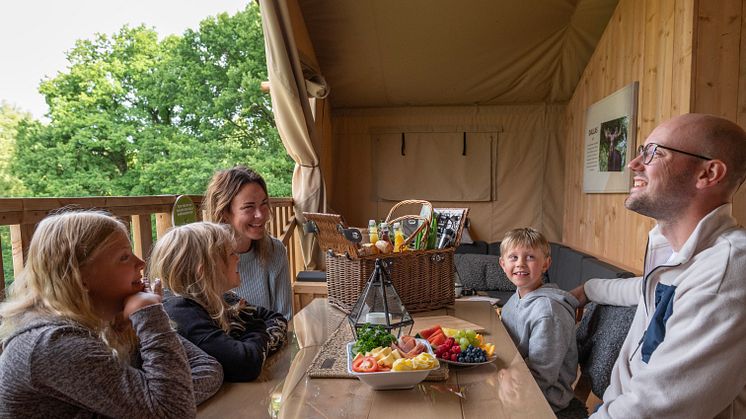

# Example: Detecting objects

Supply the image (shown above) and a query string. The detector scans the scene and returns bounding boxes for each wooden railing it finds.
[0,195,303,299]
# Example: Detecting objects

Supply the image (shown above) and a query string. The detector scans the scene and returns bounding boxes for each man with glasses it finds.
[571,113,746,418]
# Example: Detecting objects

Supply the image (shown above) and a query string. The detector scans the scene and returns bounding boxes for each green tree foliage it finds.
[11,4,292,198]
[0,103,30,196]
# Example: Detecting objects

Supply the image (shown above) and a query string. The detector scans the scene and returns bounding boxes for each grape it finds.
[465,329,476,339]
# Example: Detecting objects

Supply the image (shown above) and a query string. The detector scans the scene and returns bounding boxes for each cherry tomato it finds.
[352,356,379,373]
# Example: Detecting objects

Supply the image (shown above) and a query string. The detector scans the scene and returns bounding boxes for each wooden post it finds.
[155,212,173,240]
[132,214,153,260]
[10,224,35,277]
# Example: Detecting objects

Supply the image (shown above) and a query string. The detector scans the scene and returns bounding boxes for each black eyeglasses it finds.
[637,143,712,165]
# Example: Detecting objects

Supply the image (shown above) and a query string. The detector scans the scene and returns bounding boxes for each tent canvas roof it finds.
[297,0,619,108]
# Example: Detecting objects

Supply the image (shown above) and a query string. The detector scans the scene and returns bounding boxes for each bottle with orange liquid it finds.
[368,219,379,244]
[393,222,405,252]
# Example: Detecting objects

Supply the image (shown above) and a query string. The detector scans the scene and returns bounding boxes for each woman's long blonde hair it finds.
[203,166,273,265]
[147,222,239,333]
[0,210,134,359]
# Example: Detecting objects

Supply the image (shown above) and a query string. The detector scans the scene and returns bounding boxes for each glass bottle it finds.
[380,222,391,244]
[368,219,379,244]
[393,222,405,252]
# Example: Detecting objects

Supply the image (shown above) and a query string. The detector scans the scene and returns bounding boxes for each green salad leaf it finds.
[352,323,396,355]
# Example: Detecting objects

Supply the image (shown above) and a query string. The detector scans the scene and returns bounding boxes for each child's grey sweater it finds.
[0,304,223,418]
[501,284,579,412]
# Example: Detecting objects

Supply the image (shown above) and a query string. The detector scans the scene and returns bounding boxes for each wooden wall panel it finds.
[691,0,746,226]
[737,0,746,221]
[565,0,746,272]
[691,0,742,120]
[563,0,693,272]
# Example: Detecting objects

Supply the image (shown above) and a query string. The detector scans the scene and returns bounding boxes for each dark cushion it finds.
[547,242,567,285]
[487,241,502,256]
[548,246,589,291]
[556,397,589,419]
[581,258,635,281]
[454,253,515,292]
[455,240,488,254]
[576,302,636,398]
[296,271,326,282]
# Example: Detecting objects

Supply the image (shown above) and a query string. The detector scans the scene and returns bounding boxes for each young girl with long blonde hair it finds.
[0,210,223,417]
[150,221,287,382]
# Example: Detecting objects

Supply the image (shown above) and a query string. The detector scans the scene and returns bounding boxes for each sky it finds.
[0,0,249,121]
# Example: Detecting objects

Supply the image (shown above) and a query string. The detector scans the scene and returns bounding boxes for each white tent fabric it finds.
[259,0,326,270]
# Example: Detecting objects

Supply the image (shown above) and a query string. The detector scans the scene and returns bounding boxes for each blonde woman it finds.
[203,166,293,320]
[150,222,288,382]
[0,210,223,418]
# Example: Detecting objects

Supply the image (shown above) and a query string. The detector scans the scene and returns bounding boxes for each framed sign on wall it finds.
[583,81,639,193]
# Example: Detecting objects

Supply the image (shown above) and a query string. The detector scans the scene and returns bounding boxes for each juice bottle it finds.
[393,222,405,252]
[368,219,379,244]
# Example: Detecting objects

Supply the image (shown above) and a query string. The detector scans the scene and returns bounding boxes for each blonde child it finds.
[149,222,288,382]
[499,227,579,412]
[0,210,223,417]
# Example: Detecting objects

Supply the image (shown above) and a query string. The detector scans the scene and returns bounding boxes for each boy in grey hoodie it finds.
[499,228,579,412]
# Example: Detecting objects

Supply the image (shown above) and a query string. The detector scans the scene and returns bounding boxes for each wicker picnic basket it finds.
[304,200,468,313]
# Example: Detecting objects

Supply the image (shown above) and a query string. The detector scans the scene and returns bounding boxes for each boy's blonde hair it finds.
[0,210,133,359]
[203,166,273,265]
[500,227,551,258]
[147,222,238,333]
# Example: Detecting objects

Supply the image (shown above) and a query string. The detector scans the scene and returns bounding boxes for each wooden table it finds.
[197,299,554,419]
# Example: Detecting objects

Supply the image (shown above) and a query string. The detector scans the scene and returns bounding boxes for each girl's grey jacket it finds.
[0,304,223,418]
[501,283,579,412]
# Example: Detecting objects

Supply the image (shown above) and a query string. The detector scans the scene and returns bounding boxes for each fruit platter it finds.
[347,324,439,390]
[419,325,497,366]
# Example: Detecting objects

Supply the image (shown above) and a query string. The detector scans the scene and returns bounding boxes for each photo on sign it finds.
[598,116,629,172]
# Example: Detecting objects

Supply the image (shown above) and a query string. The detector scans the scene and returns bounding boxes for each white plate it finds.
[347,339,439,390]
[436,354,497,367]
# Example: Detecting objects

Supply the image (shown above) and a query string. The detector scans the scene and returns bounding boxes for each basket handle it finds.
[385,199,434,225]
[386,214,429,248]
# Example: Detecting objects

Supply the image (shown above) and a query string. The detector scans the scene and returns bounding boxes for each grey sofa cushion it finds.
[455,240,488,254]
[576,302,636,398]
[581,257,634,281]
[549,246,589,291]
[454,253,515,292]
[487,241,502,256]
[547,243,567,285]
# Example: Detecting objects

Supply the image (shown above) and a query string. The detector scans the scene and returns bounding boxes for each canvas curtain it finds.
[259,0,327,270]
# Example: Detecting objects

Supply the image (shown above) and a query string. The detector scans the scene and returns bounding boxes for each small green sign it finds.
[172,195,197,226]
